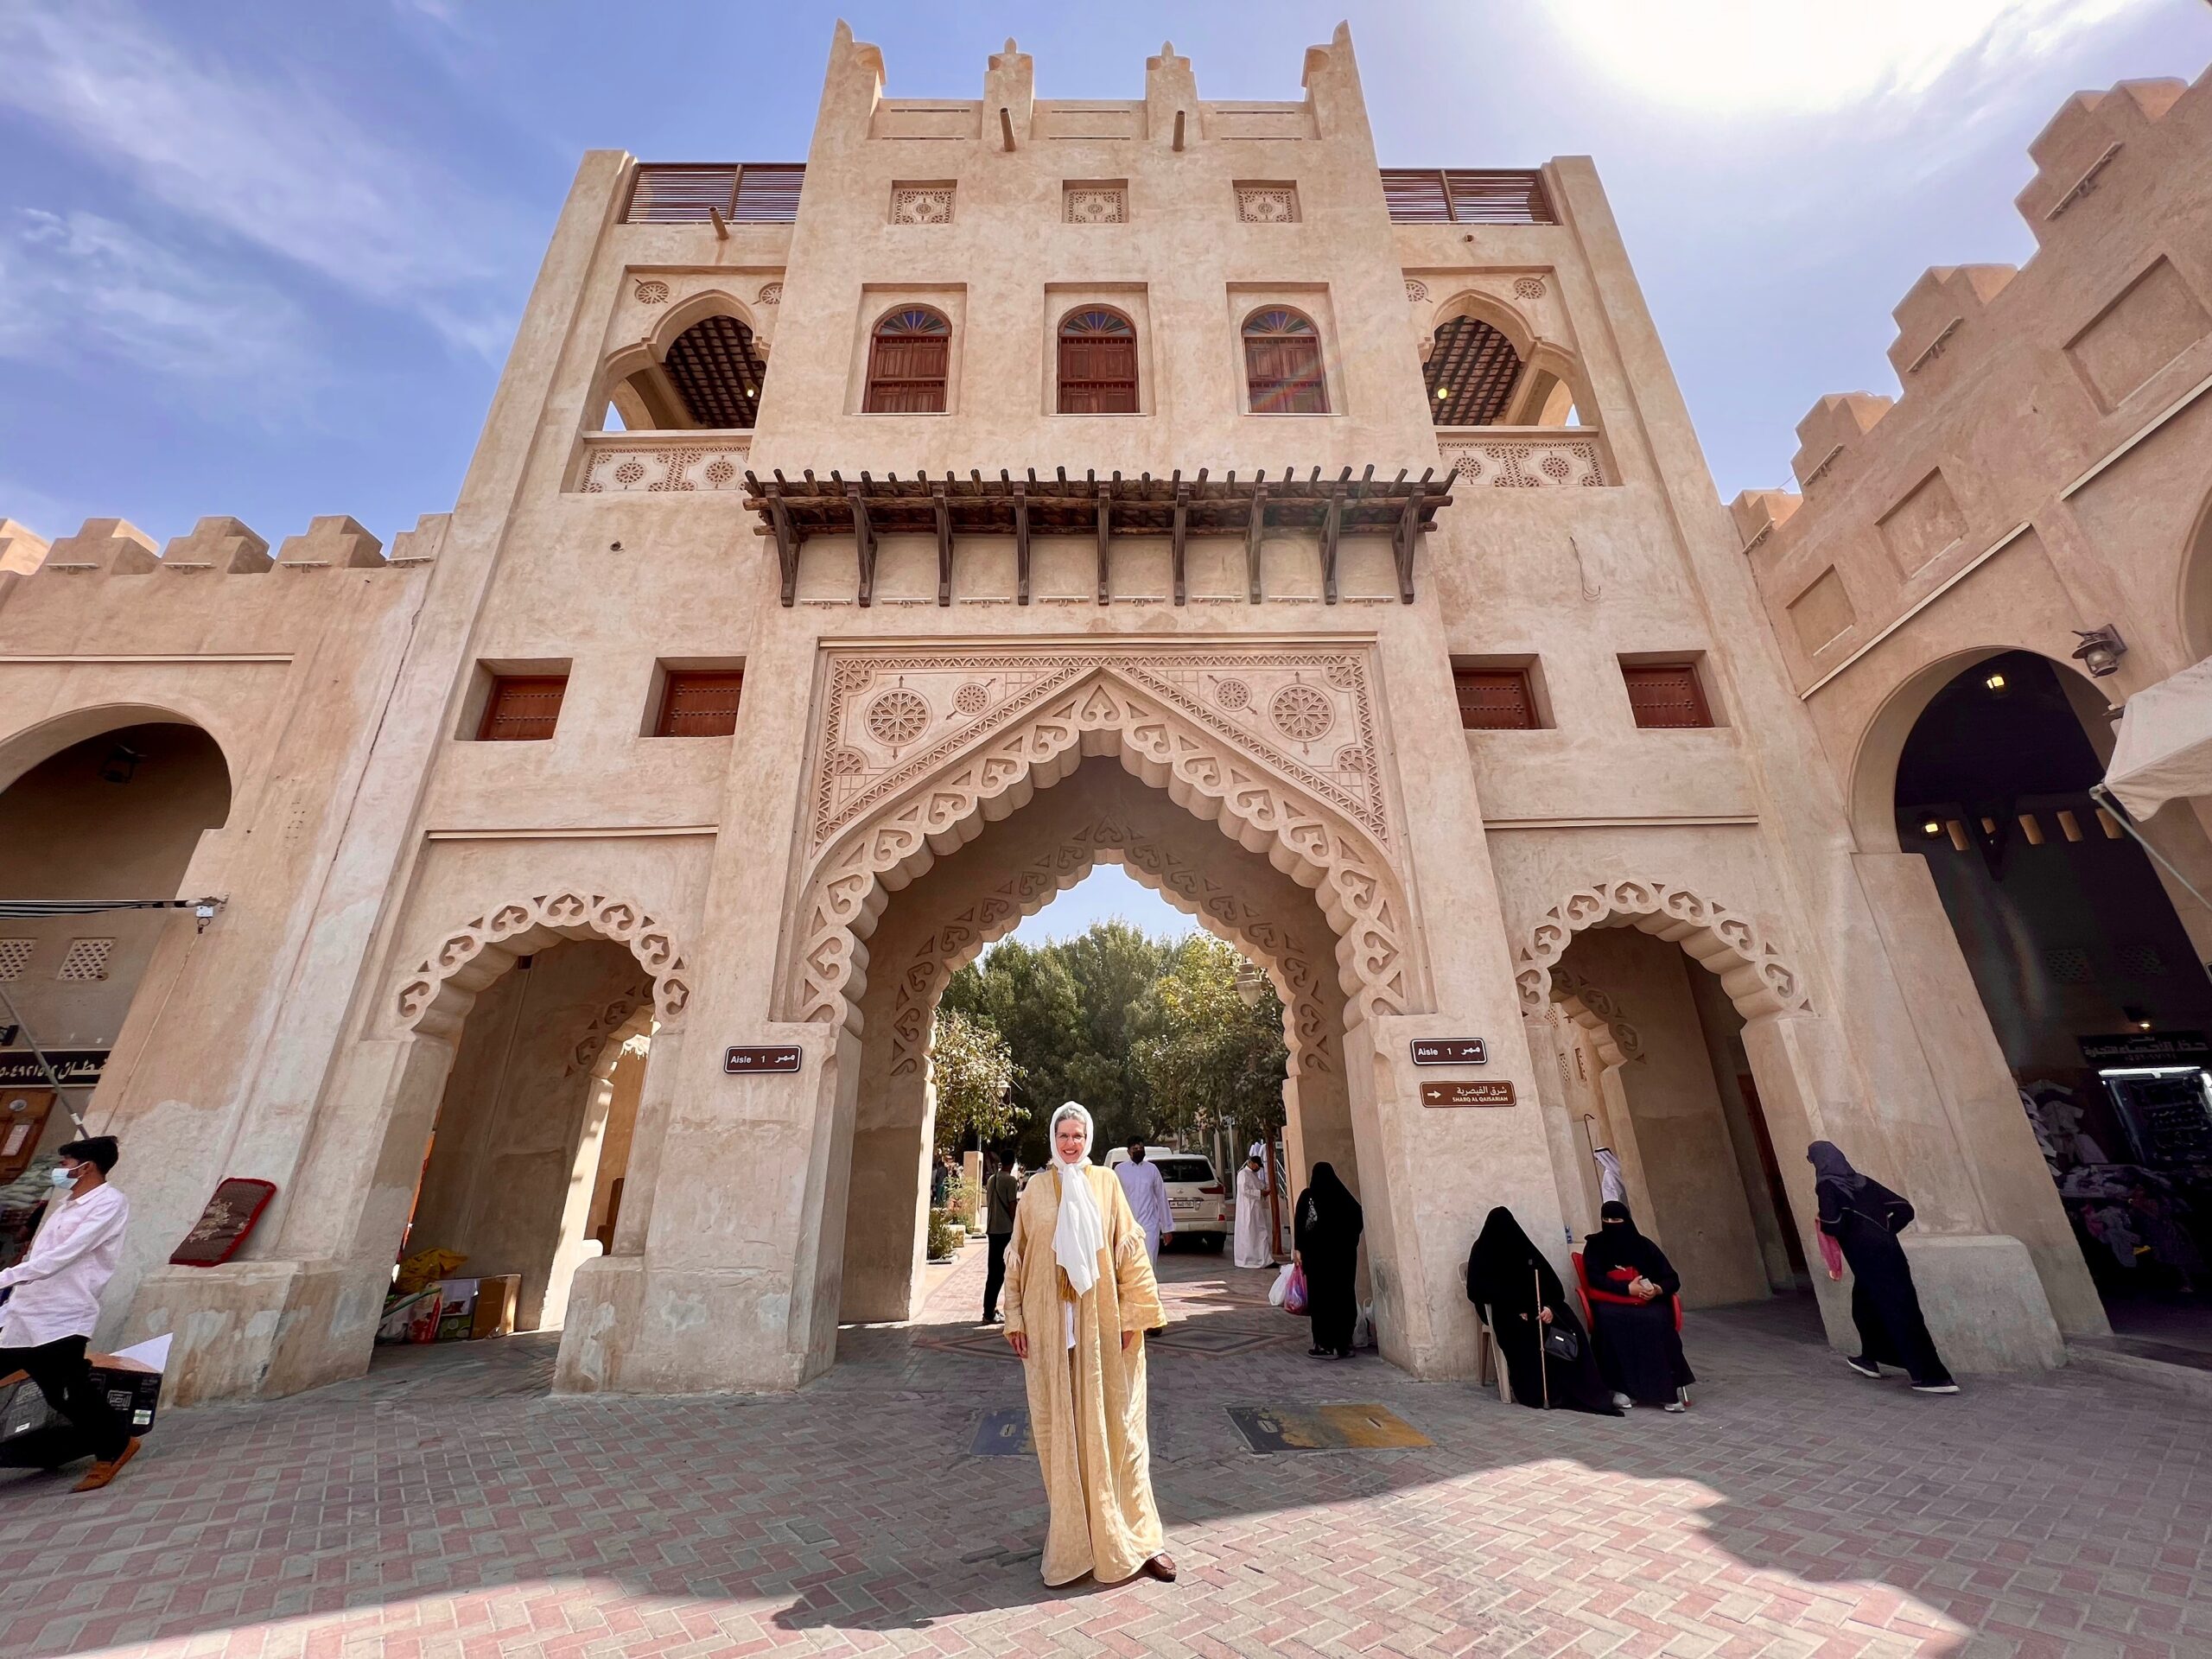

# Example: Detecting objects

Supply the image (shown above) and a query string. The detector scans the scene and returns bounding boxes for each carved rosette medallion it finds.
[793,645,1416,1032]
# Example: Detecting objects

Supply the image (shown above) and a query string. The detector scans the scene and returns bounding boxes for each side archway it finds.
[391,888,694,1041]
[1513,877,1813,1023]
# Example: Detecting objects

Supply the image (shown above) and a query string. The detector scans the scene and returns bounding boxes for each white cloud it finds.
[0,208,314,381]
[0,0,521,356]
[1548,0,2158,119]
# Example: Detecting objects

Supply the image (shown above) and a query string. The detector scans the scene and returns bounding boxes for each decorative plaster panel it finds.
[579,435,751,493]
[1439,432,1609,489]
[1514,878,1811,1024]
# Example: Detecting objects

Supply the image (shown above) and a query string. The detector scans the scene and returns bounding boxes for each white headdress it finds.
[1249,1141,1267,1160]
[1049,1102,1107,1297]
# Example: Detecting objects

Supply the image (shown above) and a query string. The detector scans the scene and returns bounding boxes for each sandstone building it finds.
[10,26,2188,1402]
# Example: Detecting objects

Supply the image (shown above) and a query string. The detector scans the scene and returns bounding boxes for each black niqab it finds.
[1298,1161,1362,1240]
[1465,1205,1567,1311]
[1580,1201,1680,1295]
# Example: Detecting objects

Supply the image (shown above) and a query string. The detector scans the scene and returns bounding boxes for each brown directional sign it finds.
[1410,1039,1486,1066]
[723,1046,803,1075]
[1421,1080,1516,1108]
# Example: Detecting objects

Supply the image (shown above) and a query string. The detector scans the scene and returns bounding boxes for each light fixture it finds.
[1434,385,1450,400]
[99,744,142,785]
[1921,820,1942,837]
[2123,1004,2154,1032]
[2071,625,2126,677]
[1234,963,1264,1007]
[1982,671,2006,693]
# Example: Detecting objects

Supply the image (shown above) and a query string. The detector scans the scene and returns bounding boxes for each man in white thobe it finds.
[1234,1144,1274,1268]
[0,1135,140,1490]
[1115,1141,1173,1263]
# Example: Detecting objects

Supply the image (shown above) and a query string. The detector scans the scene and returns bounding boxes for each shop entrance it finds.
[1896,651,2212,1347]
[385,938,658,1352]
[0,716,232,1267]
[1547,925,1812,1312]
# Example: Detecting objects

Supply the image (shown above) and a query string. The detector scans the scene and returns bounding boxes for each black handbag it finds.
[1541,1323,1580,1363]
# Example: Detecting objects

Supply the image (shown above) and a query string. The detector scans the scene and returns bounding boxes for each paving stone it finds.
[1,1251,2207,1656]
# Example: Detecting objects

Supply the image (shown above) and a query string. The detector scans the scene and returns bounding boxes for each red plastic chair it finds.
[1572,1250,1682,1331]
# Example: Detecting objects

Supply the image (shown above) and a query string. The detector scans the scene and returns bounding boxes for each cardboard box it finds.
[433,1276,480,1340]
[473,1274,518,1338]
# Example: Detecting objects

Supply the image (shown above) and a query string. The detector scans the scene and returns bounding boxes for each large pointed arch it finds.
[883,810,1344,1085]
[789,648,1421,1035]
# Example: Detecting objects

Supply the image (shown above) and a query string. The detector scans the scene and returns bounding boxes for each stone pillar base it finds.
[556,1256,820,1394]
[1809,1233,2067,1373]
[124,1258,388,1404]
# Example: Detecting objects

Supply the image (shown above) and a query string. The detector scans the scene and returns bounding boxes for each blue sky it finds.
[3,1,2207,944]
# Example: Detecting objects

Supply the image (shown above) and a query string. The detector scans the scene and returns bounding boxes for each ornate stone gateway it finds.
[786,643,1425,1036]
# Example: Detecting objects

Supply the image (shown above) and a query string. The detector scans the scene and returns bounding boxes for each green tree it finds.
[1131,934,1289,1157]
[927,1007,1022,1155]
[941,940,1084,1164]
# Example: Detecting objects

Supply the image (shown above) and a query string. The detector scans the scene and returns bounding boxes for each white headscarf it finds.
[1049,1102,1107,1297]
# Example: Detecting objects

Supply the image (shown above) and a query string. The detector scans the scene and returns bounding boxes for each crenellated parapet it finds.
[1730,65,2212,696]
[2,512,442,582]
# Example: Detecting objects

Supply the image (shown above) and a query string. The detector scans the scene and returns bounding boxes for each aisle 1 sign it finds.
[724,1046,803,1075]
[1409,1039,1486,1065]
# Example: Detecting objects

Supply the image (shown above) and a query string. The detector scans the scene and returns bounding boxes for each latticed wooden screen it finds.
[1453,669,1538,730]
[865,308,951,413]
[479,676,568,741]
[1380,169,1554,225]
[656,671,745,737]
[1623,663,1713,728]
[1242,309,1328,414]
[1056,309,1137,413]
[624,163,805,224]
[662,315,766,428]
[1425,315,1524,426]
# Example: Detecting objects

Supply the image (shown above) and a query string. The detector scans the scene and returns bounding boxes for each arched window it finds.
[1424,315,1523,426]
[865,308,951,413]
[1242,308,1328,414]
[661,313,767,428]
[1056,308,1137,414]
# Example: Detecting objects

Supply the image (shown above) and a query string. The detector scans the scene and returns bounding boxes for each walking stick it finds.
[1535,1266,1549,1410]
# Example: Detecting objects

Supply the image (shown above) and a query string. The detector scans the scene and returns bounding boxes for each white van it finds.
[1103,1146,1229,1251]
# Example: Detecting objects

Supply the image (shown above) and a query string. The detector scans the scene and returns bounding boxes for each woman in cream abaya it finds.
[1003,1103,1177,1586]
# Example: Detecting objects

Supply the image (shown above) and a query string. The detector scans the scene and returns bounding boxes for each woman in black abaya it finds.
[1294,1162,1363,1359]
[1808,1141,1957,1394]
[1580,1201,1694,1410]
[1465,1206,1620,1414]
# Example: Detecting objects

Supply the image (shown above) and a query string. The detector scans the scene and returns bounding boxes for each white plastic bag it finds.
[1352,1302,1376,1350]
[1268,1262,1296,1307]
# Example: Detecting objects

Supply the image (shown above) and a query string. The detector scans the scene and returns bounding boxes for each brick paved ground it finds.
[2,1243,2208,1658]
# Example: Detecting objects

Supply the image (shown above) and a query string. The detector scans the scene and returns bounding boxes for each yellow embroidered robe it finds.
[1002,1162,1169,1586]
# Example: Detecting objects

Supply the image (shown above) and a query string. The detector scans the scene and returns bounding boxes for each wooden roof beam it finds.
[846,485,875,607]
[1095,477,1112,606]
[1170,476,1190,606]
[1319,482,1344,606]
[1245,475,1268,603]
[1013,480,1030,607]
[933,486,952,607]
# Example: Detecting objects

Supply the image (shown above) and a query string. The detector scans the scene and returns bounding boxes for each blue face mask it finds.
[50,1164,79,1190]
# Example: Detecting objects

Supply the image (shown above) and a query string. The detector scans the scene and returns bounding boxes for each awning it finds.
[2103,657,2212,819]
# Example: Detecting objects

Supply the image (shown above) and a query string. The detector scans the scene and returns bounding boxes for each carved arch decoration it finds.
[1513,878,1812,1024]
[791,648,1421,1035]
[391,889,694,1042]
[884,815,1341,1084]
[1548,964,1642,1068]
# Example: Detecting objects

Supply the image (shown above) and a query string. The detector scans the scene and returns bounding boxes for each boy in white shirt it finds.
[0,1135,139,1491]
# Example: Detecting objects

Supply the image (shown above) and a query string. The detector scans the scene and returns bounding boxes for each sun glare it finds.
[1547,0,2151,114]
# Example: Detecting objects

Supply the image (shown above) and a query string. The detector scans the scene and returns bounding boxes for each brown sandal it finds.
[1141,1553,1177,1582]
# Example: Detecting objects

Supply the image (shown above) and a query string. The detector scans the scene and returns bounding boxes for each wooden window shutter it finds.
[1057,329,1138,414]
[865,309,951,413]
[657,671,744,737]
[479,675,567,741]
[1623,662,1712,728]
[1453,669,1537,730]
[1243,336,1327,413]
